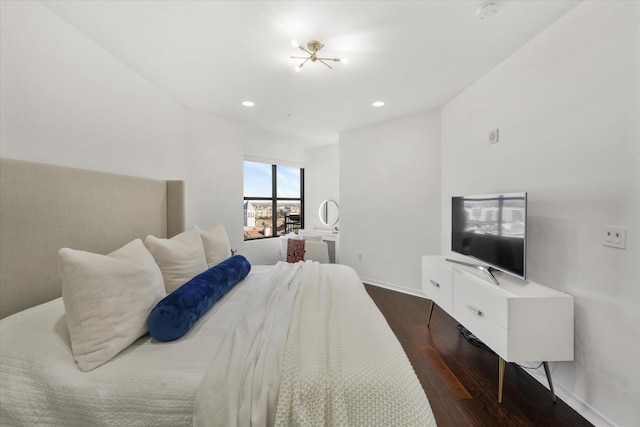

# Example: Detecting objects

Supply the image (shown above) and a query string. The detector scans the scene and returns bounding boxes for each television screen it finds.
[451,192,527,279]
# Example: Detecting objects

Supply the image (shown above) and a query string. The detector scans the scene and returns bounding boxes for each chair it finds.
[279,234,330,263]
[303,240,330,263]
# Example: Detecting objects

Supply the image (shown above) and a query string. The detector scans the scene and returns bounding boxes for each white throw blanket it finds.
[193,261,436,427]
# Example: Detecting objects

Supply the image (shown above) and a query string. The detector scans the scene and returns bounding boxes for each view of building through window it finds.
[243,160,304,240]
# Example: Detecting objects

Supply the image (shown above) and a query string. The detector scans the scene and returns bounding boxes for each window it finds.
[243,160,304,240]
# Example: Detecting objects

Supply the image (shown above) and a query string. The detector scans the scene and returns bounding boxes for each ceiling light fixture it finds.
[290,40,346,70]
[242,101,255,107]
[372,101,385,107]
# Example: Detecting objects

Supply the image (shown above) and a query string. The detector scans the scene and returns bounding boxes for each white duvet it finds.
[1,262,436,426]
[193,261,436,427]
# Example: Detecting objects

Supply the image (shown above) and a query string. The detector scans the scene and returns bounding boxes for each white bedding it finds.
[0,266,272,426]
[1,262,436,427]
[194,261,436,427]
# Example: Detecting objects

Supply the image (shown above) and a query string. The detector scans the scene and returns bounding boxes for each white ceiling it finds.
[41,0,580,148]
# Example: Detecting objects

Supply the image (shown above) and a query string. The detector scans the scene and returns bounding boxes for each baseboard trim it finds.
[360,277,427,300]
[363,278,617,427]
[527,367,617,427]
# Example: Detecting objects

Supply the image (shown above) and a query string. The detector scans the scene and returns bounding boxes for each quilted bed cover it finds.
[194,261,436,426]
[1,262,436,426]
[0,266,273,426]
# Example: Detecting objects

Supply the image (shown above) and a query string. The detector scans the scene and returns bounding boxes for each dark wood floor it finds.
[365,284,593,427]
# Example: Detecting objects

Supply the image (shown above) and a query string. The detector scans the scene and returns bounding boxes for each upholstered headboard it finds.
[0,158,185,318]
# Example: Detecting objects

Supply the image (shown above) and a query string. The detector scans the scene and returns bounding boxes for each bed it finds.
[0,158,436,426]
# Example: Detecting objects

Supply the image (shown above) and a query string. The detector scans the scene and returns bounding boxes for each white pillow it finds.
[144,228,207,293]
[59,239,165,372]
[195,224,231,268]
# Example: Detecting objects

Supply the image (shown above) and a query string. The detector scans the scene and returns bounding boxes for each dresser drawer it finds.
[422,257,453,314]
[453,298,509,357]
[421,255,574,398]
[452,269,508,329]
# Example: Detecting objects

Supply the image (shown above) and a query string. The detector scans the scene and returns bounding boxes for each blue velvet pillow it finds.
[148,255,251,342]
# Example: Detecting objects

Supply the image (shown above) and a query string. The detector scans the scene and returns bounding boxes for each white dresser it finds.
[422,255,574,403]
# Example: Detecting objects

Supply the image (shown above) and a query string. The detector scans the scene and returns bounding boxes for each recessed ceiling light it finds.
[242,101,255,107]
[372,101,385,107]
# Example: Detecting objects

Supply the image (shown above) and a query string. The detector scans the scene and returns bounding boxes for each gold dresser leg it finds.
[498,357,505,403]
[427,301,435,326]
[543,361,557,402]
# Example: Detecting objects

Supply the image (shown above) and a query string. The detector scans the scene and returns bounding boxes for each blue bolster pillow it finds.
[148,255,251,342]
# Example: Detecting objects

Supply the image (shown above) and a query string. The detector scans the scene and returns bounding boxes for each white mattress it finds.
[0,265,273,426]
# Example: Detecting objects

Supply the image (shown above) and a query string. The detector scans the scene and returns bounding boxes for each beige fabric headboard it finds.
[0,158,185,319]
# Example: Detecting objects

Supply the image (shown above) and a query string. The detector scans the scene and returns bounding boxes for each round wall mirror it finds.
[319,199,339,227]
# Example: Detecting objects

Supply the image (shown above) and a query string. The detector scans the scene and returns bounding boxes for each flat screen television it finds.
[451,192,527,281]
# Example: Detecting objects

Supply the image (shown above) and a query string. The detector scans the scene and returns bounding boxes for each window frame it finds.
[243,162,305,240]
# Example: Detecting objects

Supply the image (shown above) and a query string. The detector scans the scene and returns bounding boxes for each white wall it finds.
[243,138,306,166]
[0,1,263,264]
[0,0,185,180]
[304,144,340,230]
[340,111,441,294]
[184,109,244,251]
[441,2,639,426]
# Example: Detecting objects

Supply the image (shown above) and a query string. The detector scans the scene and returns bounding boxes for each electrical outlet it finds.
[604,226,626,249]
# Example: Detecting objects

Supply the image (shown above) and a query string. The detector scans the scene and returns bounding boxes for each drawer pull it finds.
[429,279,440,288]
[467,305,482,316]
